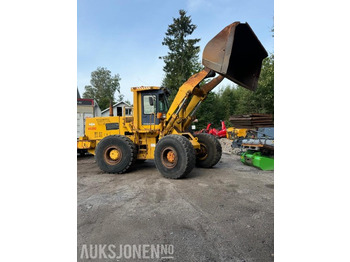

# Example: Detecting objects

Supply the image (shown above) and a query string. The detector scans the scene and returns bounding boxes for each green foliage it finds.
[234,54,274,114]
[195,92,218,130]
[160,10,202,101]
[82,67,121,110]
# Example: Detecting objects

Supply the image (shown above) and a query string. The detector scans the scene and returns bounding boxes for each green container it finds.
[240,150,274,171]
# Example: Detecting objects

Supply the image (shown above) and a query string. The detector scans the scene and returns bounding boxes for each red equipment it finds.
[197,121,227,138]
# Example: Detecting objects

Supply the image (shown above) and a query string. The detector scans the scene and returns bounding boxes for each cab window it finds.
[143,95,156,114]
[158,93,169,112]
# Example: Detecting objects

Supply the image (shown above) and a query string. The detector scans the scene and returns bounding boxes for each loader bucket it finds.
[202,22,268,91]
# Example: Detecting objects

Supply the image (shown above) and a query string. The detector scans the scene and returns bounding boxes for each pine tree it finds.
[160,10,202,101]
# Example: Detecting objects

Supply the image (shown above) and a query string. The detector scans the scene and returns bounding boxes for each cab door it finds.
[141,93,159,126]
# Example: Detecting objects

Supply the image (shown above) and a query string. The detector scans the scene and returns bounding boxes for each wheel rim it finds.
[104,146,122,165]
[161,146,178,168]
[109,149,120,160]
[197,143,208,161]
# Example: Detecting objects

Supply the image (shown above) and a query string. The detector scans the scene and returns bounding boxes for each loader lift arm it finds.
[162,68,224,135]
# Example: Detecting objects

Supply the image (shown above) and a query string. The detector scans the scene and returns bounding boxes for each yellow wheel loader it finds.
[77,22,268,179]
[226,127,248,140]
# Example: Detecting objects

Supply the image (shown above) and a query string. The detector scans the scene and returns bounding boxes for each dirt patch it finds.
[77,153,274,261]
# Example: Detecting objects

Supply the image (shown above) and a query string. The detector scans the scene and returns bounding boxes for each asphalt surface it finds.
[77,150,274,262]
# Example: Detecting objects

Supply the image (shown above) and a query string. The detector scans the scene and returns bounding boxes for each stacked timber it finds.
[229,114,274,128]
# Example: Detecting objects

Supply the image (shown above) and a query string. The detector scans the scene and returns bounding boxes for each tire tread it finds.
[155,135,195,179]
[195,133,222,168]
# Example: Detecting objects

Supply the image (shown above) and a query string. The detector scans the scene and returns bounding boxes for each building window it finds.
[125,108,132,115]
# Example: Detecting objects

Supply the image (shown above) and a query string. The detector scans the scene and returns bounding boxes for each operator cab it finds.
[139,87,170,126]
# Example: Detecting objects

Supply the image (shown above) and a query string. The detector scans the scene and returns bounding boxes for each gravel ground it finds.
[77,139,274,261]
[220,138,235,154]
[220,138,242,155]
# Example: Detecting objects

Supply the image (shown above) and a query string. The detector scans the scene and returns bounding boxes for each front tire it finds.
[154,135,195,179]
[95,135,137,174]
[195,133,222,168]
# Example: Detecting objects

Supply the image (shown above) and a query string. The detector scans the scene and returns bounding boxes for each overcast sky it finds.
[78,0,274,104]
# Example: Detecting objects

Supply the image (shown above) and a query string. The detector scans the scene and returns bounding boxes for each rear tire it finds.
[195,133,222,168]
[154,135,195,179]
[95,135,137,174]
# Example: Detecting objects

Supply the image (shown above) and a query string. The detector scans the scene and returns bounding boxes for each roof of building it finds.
[100,101,132,114]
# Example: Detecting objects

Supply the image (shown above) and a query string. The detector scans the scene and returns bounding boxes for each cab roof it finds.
[130,86,161,92]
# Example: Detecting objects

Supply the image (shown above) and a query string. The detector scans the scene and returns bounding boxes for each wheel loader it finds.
[77,22,268,179]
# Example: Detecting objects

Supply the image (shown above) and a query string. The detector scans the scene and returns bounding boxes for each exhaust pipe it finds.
[202,22,268,91]
[109,100,114,116]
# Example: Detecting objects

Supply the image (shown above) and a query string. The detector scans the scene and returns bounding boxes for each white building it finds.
[100,101,133,117]
[77,89,101,138]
